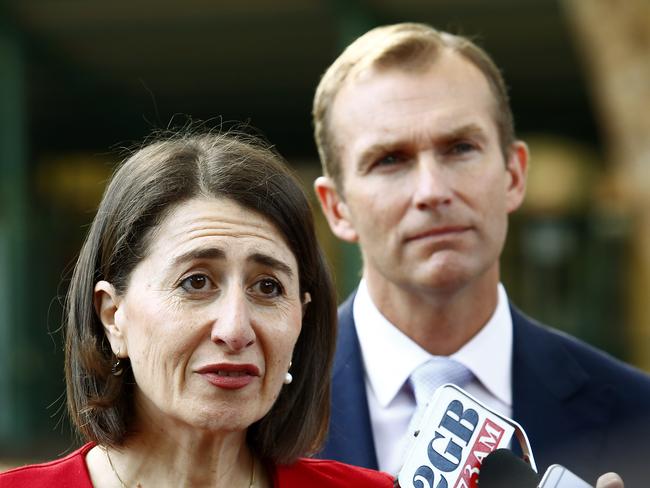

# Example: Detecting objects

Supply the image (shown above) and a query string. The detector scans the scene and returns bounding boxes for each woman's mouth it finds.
[196,363,260,390]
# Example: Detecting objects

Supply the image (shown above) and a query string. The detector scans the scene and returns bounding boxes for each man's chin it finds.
[402,266,474,295]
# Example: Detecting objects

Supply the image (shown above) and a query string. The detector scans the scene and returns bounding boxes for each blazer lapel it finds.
[320,293,379,470]
[510,306,615,476]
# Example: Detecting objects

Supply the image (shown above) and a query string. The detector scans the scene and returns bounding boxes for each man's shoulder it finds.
[512,306,650,399]
[336,292,355,325]
[334,292,358,349]
[331,292,364,379]
[512,307,650,482]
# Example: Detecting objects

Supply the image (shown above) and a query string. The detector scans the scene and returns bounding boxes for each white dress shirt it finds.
[353,279,513,475]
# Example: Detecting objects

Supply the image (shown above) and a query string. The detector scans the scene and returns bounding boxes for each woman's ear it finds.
[94,280,127,357]
[301,292,312,317]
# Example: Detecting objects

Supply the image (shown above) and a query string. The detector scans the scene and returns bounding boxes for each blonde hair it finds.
[313,22,515,189]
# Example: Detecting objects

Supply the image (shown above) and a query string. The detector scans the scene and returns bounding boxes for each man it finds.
[312,22,650,484]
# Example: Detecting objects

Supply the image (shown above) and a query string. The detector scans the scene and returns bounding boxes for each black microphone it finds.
[478,449,540,488]
[479,449,594,488]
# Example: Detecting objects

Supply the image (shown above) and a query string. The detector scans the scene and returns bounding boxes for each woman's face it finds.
[97,196,303,433]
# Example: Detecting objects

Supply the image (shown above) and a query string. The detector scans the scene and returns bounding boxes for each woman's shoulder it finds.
[275,458,394,487]
[0,442,94,488]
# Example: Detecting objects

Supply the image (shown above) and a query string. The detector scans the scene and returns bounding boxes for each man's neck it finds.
[364,268,500,356]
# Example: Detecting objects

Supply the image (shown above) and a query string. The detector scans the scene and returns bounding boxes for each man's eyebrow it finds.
[357,142,402,171]
[439,123,488,142]
[356,123,489,170]
[248,253,294,278]
[171,247,226,266]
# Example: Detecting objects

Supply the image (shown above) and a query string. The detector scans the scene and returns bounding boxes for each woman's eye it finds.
[251,278,283,298]
[180,274,213,292]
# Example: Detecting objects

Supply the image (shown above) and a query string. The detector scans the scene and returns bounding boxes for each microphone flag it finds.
[398,384,536,488]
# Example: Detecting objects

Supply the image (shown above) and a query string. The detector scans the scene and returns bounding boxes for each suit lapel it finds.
[320,293,379,469]
[510,306,615,475]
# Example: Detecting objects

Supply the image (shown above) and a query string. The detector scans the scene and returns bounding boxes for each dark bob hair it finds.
[65,131,337,464]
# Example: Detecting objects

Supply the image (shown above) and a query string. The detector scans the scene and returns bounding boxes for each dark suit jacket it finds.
[319,293,650,485]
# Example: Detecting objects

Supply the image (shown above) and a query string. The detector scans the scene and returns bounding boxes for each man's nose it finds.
[210,288,256,352]
[412,152,453,210]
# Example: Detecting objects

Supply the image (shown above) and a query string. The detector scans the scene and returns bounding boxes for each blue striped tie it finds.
[408,358,473,434]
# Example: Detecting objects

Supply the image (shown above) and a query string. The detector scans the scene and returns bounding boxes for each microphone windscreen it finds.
[478,449,540,488]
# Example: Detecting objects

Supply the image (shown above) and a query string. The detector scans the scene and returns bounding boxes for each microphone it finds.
[479,449,593,488]
[478,449,540,487]
[397,384,536,488]
[397,384,598,488]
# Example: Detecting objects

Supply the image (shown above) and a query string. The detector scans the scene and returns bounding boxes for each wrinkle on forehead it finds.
[147,197,292,262]
[173,218,278,244]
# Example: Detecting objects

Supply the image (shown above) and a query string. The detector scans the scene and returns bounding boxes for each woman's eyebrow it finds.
[171,247,226,267]
[248,253,294,278]
[170,248,294,277]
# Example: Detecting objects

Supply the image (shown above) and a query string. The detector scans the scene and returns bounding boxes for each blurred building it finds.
[0,0,648,461]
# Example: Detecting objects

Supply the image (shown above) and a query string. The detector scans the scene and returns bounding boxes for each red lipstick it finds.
[196,363,260,390]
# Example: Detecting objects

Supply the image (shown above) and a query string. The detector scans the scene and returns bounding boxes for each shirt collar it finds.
[354,280,430,407]
[353,280,512,408]
[451,283,512,408]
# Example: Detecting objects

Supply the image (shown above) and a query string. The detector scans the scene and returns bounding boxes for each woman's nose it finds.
[210,289,256,352]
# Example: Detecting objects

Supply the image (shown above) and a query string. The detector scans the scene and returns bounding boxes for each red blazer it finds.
[0,443,394,487]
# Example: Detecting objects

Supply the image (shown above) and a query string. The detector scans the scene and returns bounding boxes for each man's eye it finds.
[180,274,213,292]
[448,142,477,155]
[375,152,407,167]
[251,278,283,298]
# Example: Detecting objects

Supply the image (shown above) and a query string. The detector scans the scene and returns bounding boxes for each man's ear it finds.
[505,141,529,214]
[94,280,127,357]
[314,176,359,243]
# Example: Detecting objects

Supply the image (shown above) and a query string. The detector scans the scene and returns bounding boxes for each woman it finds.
[0,132,393,487]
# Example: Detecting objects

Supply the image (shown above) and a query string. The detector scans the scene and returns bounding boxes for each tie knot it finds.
[409,358,473,408]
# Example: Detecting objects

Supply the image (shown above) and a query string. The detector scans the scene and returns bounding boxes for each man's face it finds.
[316,51,528,298]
